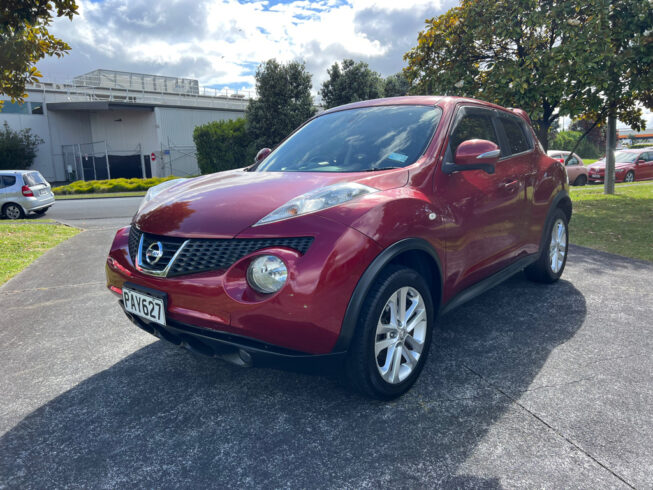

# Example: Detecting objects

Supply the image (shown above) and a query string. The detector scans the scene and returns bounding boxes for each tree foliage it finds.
[246,59,316,150]
[383,72,411,98]
[551,130,601,158]
[1,0,78,104]
[404,0,652,150]
[320,59,383,109]
[0,121,44,169]
[193,118,255,174]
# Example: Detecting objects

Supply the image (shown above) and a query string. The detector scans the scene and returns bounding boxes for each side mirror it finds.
[636,159,645,164]
[255,148,272,163]
[443,139,499,174]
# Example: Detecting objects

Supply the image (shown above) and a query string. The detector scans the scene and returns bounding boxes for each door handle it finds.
[499,179,519,190]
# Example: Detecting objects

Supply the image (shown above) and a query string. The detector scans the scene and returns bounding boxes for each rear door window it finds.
[1,175,16,188]
[500,116,533,155]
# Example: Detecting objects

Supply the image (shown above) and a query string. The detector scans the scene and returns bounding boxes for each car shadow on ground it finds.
[0,274,586,488]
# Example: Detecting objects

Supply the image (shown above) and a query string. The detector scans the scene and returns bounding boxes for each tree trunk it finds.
[535,121,552,152]
[604,113,616,195]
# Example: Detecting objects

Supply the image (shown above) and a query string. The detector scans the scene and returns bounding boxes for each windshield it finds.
[256,105,442,172]
[614,151,638,163]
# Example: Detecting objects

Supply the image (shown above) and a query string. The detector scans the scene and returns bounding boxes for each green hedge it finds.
[193,118,256,174]
[52,176,179,195]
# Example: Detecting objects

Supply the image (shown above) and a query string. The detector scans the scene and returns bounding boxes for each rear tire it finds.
[574,174,587,186]
[2,203,25,220]
[345,265,434,400]
[525,208,568,283]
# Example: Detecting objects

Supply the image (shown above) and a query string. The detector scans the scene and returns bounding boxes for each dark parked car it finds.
[106,96,571,399]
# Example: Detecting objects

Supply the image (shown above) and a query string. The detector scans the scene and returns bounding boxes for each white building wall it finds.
[0,96,55,180]
[47,110,92,181]
[154,107,244,177]
[89,109,159,156]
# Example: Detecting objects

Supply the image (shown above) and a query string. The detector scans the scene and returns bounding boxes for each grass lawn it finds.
[569,183,653,262]
[56,191,146,200]
[0,222,80,285]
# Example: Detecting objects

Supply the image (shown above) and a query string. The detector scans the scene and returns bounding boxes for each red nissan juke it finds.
[106,96,571,399]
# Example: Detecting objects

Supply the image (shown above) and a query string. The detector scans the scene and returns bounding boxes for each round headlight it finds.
[247,255,288,294]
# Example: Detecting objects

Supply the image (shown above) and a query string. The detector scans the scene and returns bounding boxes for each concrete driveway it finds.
[0,207,651,488]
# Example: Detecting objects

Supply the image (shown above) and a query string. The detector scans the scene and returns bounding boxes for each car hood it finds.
[587,162,631,171]
[133,169,408,238]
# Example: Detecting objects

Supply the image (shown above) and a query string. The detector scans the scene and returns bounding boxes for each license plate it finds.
[40,189,49,196]
[123,288,166,326]
[592,174,600,178]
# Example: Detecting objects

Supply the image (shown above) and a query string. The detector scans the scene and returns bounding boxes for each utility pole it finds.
[603,0,616,195]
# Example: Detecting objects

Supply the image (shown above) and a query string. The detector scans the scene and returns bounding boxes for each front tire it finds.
[574,174,587,186]
[345,265,434,400]
[2,203,25,220]
[624,171,635,183]
[525,208,568,283]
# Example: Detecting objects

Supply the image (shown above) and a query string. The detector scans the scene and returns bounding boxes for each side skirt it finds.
[439,254,538,316]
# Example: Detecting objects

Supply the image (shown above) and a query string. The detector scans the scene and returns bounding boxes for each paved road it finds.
[45,196,142,227]
[1,211,651,488]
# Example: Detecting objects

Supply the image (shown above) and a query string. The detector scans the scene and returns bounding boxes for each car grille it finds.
[128,226,313,277]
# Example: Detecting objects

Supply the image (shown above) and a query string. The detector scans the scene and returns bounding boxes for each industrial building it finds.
[0,69,250,183]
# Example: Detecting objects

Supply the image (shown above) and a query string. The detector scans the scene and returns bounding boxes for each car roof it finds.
[0,170,37,175]
[322,96,530,121]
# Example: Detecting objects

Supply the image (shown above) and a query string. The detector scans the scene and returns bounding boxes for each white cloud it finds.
[37,0,452,96]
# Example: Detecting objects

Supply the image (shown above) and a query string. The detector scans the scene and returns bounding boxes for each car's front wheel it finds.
[624,171,635,183]
[574,174,587,186]
[345,265,434,400]
[2,203,25,220]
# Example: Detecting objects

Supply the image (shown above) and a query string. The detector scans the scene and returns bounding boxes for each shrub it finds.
[551,130,601,159]
[0,121,44,170]
[52,176,179,195]
[193,118,256,174]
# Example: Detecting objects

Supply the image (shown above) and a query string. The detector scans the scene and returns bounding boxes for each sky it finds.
[36,0,456,98]
[36,0,650,129]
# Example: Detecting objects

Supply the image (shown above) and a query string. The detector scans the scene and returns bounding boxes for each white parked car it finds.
[0,170,55,219]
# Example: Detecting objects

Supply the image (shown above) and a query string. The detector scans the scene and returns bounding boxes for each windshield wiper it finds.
[365,166,402,172]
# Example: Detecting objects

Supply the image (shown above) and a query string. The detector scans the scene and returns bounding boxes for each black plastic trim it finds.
[439,254,537,316]
[331,238,443,352]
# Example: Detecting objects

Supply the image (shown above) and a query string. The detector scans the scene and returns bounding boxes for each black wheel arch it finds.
[332,238,443,352]
[537,190,571,256]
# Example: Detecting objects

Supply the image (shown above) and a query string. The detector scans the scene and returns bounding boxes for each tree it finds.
[551,130,600,158]
[320,59,383,109]
[383,72,410,98]
[403,0,652,153]
[193,118,255,174]
[0,121,44,169]
[1,0,78,105]
[570,118,606,151]
[246,59,316,150]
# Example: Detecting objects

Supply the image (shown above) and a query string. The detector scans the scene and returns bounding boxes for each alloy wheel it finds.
[549,218,567,274]
[625,172,635,183]
[374,286,427,384]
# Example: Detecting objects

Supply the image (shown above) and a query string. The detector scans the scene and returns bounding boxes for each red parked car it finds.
[106,96,571,399]
[587,149,653,183]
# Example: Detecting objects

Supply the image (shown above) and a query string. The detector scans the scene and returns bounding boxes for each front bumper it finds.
[122,302,346,373]
[106,217,382,355]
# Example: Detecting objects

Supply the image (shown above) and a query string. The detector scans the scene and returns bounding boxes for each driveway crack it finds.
[462,364,636,489]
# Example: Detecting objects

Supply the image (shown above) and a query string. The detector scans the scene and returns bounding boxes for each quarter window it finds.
[501,116,532,155]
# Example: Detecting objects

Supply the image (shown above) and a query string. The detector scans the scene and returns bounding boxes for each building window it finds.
[31,103,44,115]
[0,101,30,114]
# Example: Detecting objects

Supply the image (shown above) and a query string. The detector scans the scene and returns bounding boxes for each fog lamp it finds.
[247,255,288,294]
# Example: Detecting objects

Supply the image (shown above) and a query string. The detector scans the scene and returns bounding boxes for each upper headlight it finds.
[142,178,187,205]
[254,182,378,226]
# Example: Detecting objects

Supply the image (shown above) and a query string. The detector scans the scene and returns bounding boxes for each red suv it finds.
[587,149,653,183]
[106,96,571,399]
